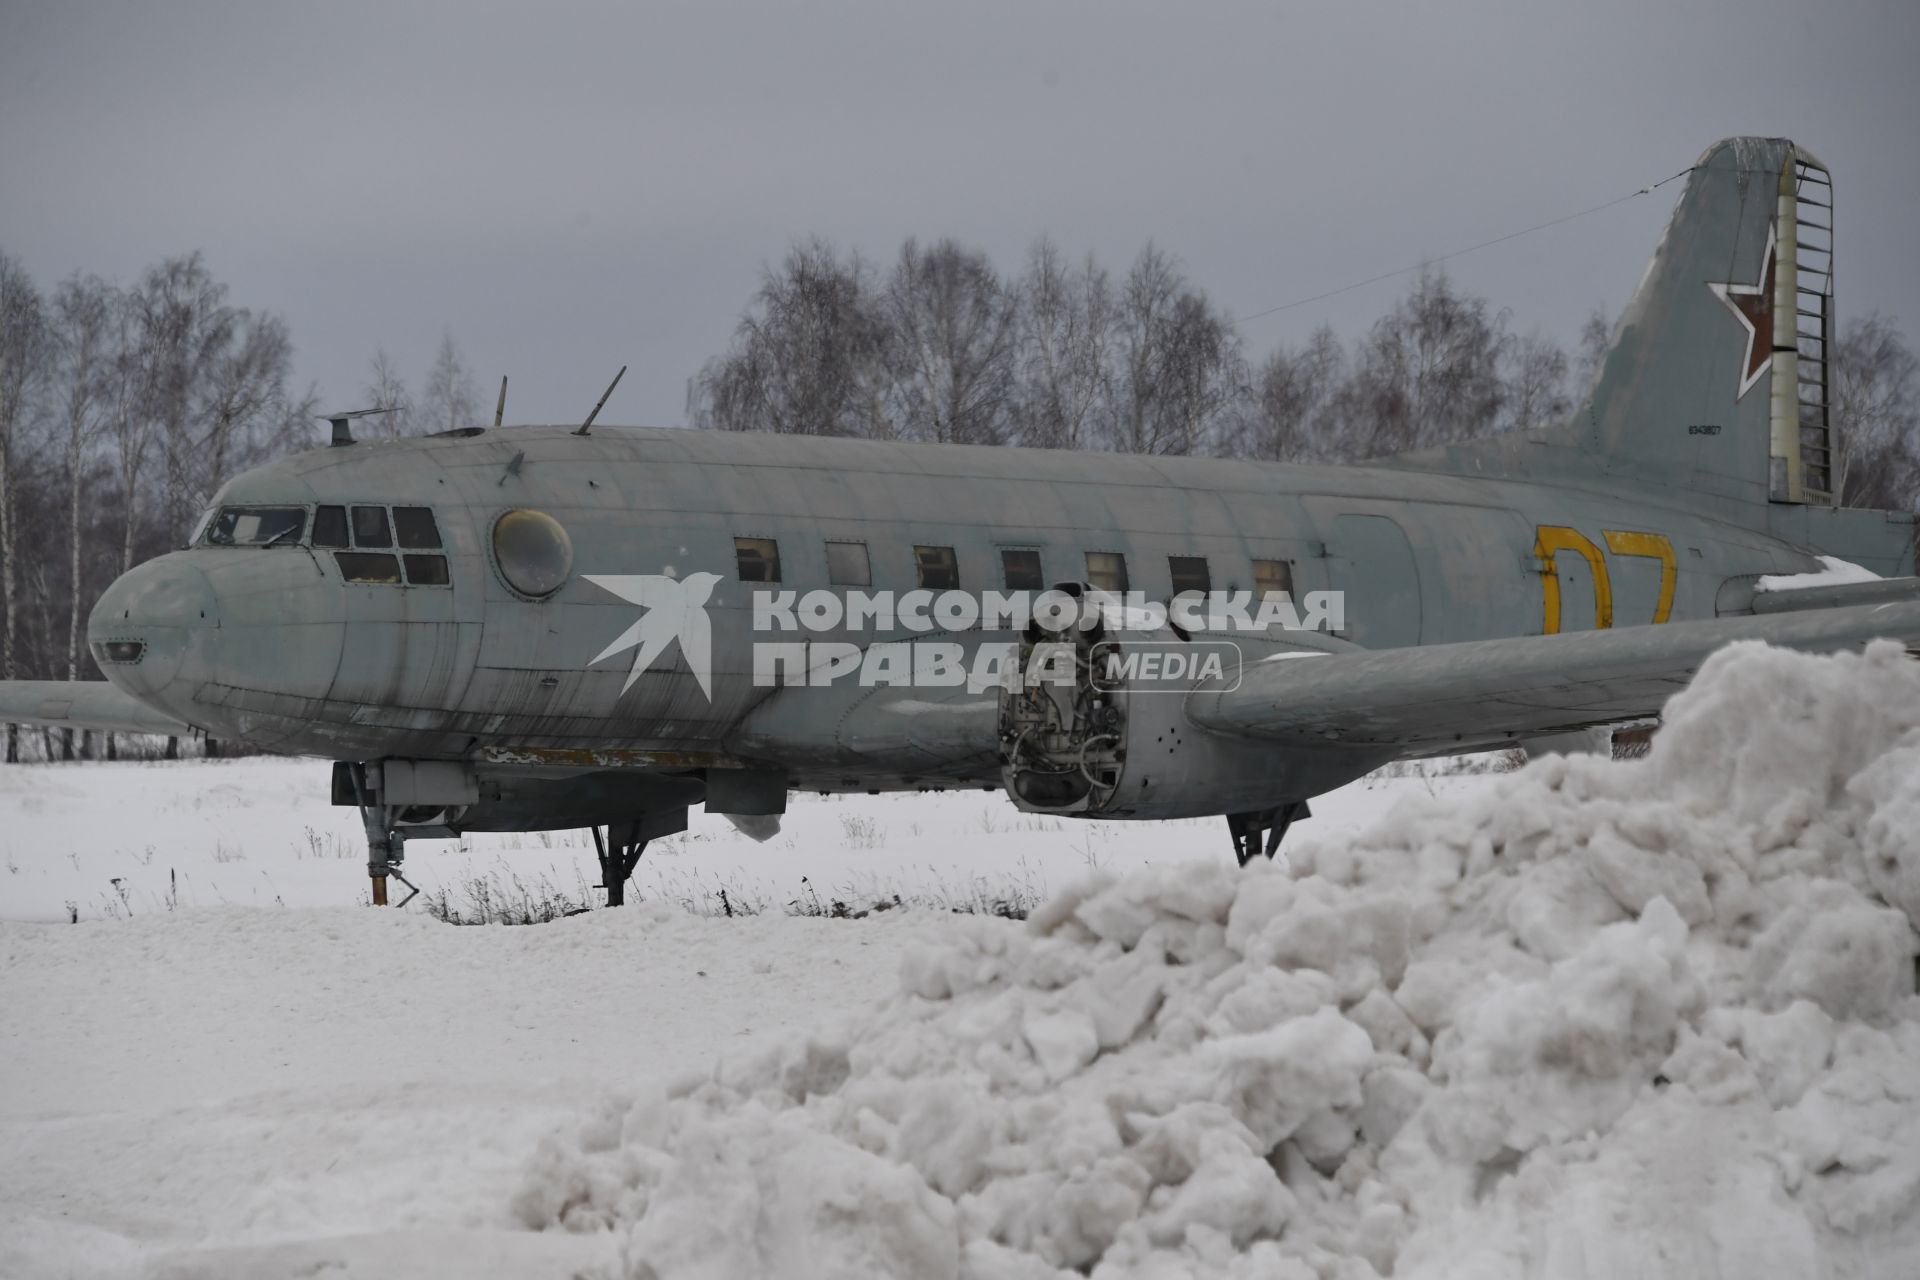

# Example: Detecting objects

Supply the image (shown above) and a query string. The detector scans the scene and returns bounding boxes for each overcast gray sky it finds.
[4,0,1916,430]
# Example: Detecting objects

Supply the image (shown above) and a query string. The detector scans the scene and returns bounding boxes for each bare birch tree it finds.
[1111,245,1181,455]
[690,239,892,438]
[364,347,413,436]
[1,253,49,759]
[420,333,479,433]
[1833,313,1920,510]
[1110,245,1242,456]
[132,254,234,539]
[49,276,114,701]
[1339,267,1508,457]
[1574,304,1612,401]
[1013,238,1115,451]
[1225,325,1346,462]
[882,239,1019,446]
[1500,331,1572,433]
[104,291,151,576]
[200,310,299,496]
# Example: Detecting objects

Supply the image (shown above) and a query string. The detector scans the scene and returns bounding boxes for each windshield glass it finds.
[202,505,307,546]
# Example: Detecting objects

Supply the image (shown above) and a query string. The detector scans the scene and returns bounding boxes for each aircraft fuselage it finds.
[84,421,1857,832]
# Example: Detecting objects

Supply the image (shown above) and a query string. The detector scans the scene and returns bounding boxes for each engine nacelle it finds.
[998,597,1388,820]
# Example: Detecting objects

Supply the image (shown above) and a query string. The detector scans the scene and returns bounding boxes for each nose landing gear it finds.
[365,828,419,908]
[345,762,420,908]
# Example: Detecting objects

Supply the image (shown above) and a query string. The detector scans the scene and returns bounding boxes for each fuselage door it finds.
[1321,512,1423,649]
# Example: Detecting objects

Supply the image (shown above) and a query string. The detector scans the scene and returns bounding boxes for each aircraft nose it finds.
[87,557,218,708]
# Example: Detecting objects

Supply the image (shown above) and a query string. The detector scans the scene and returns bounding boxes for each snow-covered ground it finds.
[3,641,1918,1278]
[0,756,1502,924]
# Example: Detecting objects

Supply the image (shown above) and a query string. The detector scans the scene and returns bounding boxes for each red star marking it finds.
[1707,226,1777,399]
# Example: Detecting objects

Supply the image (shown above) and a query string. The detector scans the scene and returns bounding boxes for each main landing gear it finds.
[591,821,650,907]
[345,762,421,908]
[1226,801,1311,867]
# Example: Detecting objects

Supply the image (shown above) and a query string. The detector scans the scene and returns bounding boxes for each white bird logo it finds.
[584,572,721,700]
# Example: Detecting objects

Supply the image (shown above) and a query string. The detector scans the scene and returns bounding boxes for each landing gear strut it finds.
[346,762,420,908]
[591,821,650,907]
[1227,801,1311,867]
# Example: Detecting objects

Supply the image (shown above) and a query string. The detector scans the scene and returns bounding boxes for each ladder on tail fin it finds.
[1775,155,1837,505]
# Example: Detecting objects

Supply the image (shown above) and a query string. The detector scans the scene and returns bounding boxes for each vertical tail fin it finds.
[1581,136,1836,514]
[1408,136,1911,572]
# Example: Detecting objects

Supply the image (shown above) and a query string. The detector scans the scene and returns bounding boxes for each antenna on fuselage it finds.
[493,376,508,429]
[321,406,398,447]
[574,365,627,436]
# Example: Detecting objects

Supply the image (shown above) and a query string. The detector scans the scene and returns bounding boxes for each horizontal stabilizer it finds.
[0,680,192,737]
[1187,602,1920,755]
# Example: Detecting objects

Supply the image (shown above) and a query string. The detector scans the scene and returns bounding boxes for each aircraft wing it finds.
[0,680,193,736]
[1186,600,1920,755]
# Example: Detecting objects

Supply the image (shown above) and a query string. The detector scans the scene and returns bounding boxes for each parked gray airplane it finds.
[4,136,1917,905]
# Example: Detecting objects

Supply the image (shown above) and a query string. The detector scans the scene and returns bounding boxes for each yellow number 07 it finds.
[1533,526,1675,635]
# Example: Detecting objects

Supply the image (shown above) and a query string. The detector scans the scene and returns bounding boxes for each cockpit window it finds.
[322,505,452,588]
[313,505,349,549]
[203,506,307,547]
[403,554,450,585]
[393,506,442,549]
[335,552,403,584]
[351,506,392,548]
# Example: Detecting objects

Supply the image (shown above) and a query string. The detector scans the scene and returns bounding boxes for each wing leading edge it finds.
[1187,600,1920,755]
[0,680,193,737]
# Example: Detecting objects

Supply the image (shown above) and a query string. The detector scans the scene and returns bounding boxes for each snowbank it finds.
[516,640,1920,1279]
[1756,554,1882,591]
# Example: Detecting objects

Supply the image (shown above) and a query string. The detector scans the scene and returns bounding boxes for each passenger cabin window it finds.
[1252,558,1294,600]
[312,505,349,549]
[735,536,781,583]
[1001,548,1044,591]
[1085,551,1129,593]
[351,506,392,548]
[1169,556,1210,596]
[203,505,306,547]
[915,545,960,590]
[825,541,870,587]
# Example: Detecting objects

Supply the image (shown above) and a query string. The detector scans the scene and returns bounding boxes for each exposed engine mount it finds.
[997,602,1126,814]
[998,588,1390,822]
